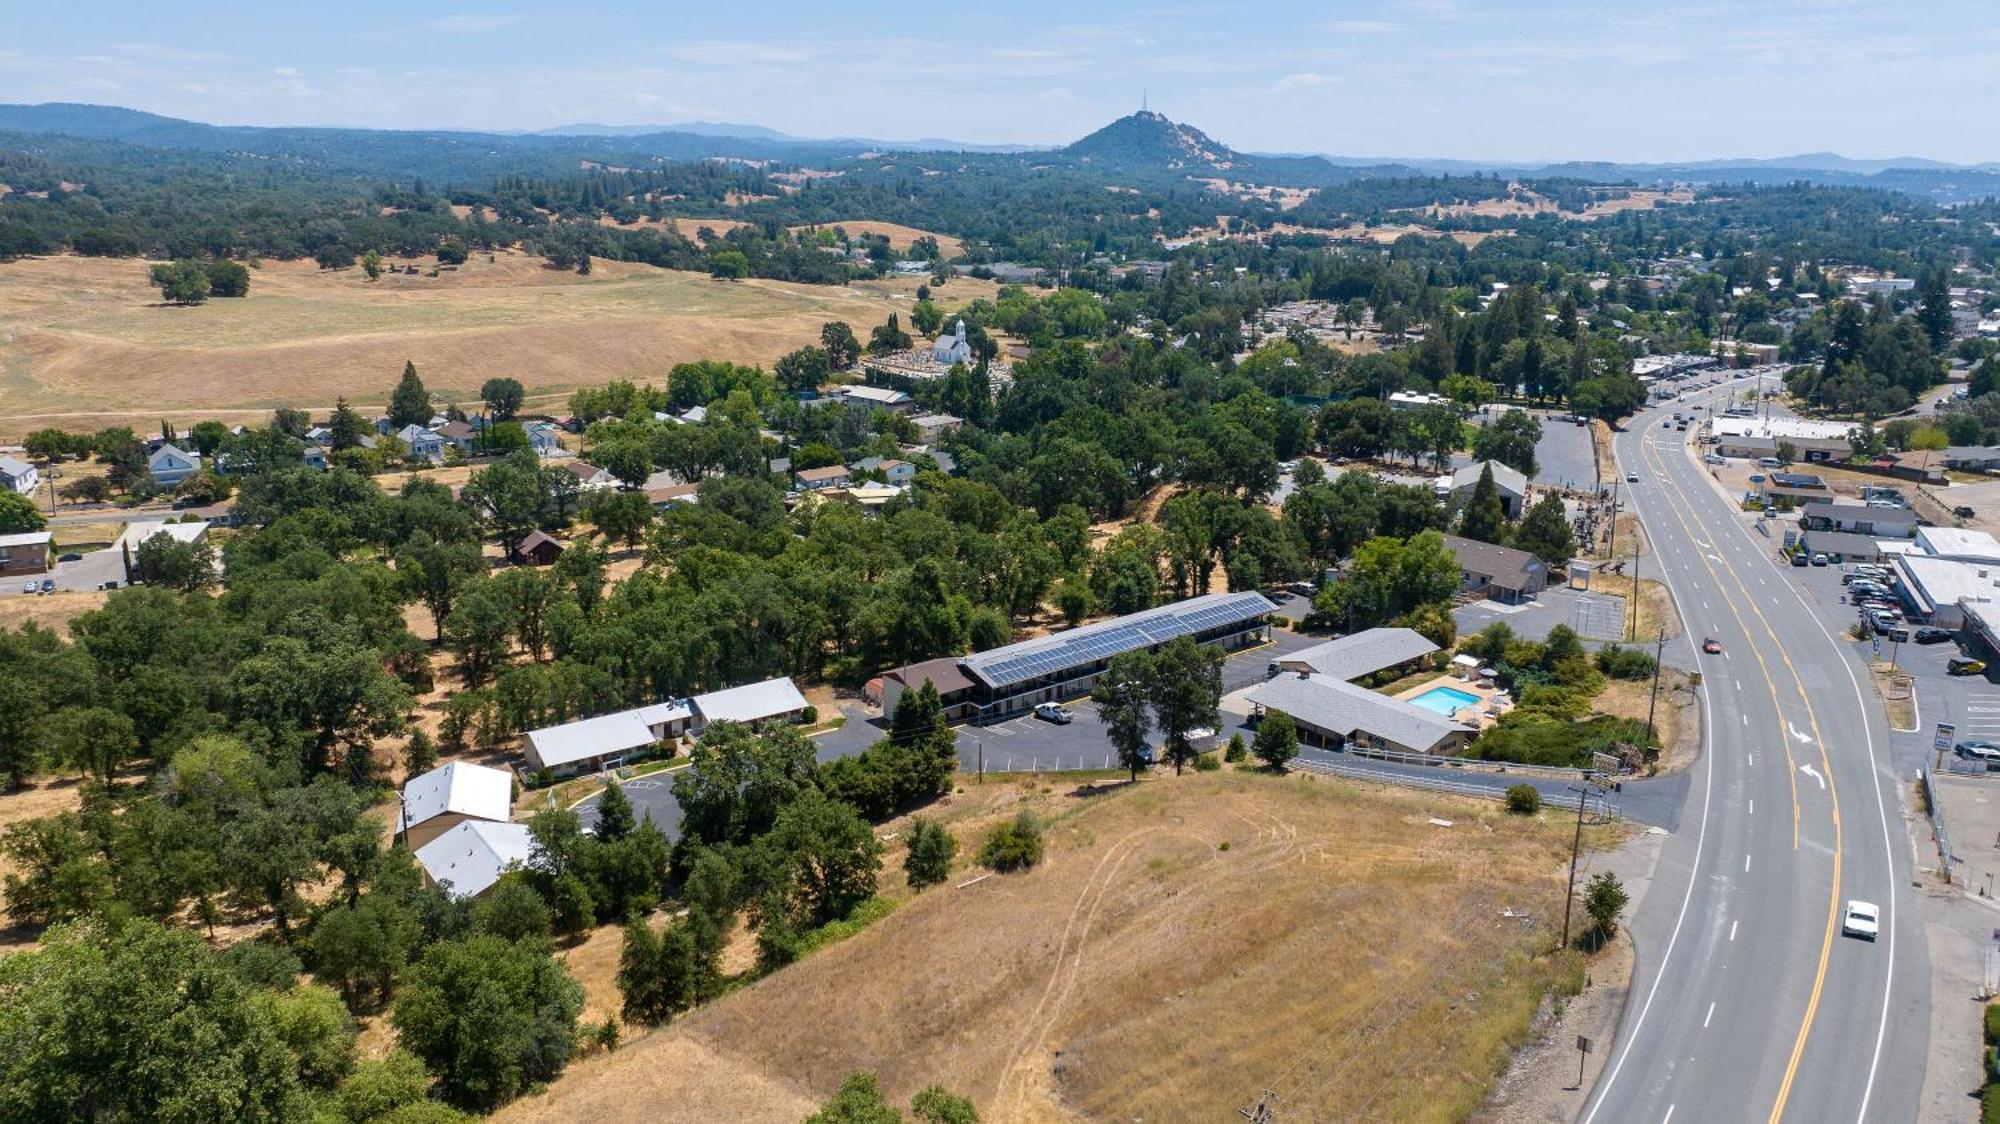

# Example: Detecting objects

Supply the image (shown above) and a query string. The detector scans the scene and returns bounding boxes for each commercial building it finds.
[0,530,52,576]
[397,761,514,850]
[1438,460,1526,519]
[957,591,1274,721]
[1710,416,1856,462]
[1799,530,1895,563]
[522,677,806,775]
[1243,626,1473,756]
[1892,554,2000,629]
[1799,502,1919,538]
[414,820,534,899]
[1439,534,1548,604]
[1915,527,2000,565]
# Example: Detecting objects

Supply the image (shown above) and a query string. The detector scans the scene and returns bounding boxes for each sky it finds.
[4,1,1998,164]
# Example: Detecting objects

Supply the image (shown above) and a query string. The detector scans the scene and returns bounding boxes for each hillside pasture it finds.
[500,770,1595,1123]
[0,253,994,438]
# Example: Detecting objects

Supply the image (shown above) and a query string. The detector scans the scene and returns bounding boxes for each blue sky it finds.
[4,1,1997,163]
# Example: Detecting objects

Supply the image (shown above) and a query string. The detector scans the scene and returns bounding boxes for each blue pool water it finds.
[1409,685,1480,715]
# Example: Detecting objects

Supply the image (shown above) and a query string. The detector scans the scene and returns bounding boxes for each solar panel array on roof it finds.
[963,591,1275,690]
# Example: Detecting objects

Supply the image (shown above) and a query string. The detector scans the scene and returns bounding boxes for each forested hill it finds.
[0,102,875,183]
[1058,111,1398,188]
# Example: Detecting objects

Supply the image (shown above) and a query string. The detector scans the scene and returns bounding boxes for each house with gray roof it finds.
[1441,460,1527,519]
[0,455,39,495]
[414,820,534,899]
[1439,533,1548,604]
[1268,627,1438,683]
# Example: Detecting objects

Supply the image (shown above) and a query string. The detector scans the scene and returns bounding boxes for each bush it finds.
[1193,752,1221,772]
[903,818,957,890]
[1505,783,1542,815]
[1985,1081,2000,1124]
[979,811,1045,872]
[1224,734,1247,763]
[1986,1001,2000,1045]
[1594,644,1658,681]
[1471,713,1654,770]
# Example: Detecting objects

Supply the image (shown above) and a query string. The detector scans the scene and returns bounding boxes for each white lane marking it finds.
[1749,799,1755,814]
[1663,1105,1676,1124]
[1736,679,1744,691]
[1800,763,1825,790]
[1745,854,1752,873]
[1729,920,1738,942]
[1742,714,1749,726]
[1787,721,1815,745]
[1703,1002,1715,1029]
[1748,753,1754,766]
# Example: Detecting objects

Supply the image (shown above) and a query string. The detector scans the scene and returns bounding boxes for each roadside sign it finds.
[1937,723,1958,753]
[1576,1036,1592,1054]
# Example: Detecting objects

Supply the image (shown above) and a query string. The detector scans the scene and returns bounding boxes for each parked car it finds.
[1950,657,1988,676]
[1704,453,1726,465]
[57,552,81,563]
[1810,553,1829,566]
[1791,552,1809,567]
[19,580,35,594]
[1842,900,1880,941]
[1955,740,2000,761]
[1915,627,1953,644]
[37,579,53,594]
[1956,505,1977,519]
[1032,702,1073,725]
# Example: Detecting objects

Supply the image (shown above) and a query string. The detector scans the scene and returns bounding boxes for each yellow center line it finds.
[1634,429,1844,1124]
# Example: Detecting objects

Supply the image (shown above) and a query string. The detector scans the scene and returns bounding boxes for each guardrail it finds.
[1292,755,1620,819]
[1920,768,1958,885]
[1335,742,1605,783]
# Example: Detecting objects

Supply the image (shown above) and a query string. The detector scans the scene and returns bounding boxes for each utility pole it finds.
[977,737,985,785]
[1644,624,1667,744]
[1628,537,1642,642]
[1560,781,1593,950]
[1239,1089,1278,1123]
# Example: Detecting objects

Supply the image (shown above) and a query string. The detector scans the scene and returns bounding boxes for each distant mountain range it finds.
[2,102,1997,202]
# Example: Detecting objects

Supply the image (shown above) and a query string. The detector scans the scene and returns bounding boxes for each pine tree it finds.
[1456,463,1509,544]
[389,361,431,428]
[903,818,956,890]
[1513,493,1576,566]
[328,397,369,451]
[595,782,636,843]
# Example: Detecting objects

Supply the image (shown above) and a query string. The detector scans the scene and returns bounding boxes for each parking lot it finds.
[1453,583,1629,644]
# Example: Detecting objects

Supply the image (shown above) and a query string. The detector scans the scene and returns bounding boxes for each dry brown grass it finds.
[0,254,997,439]
[1594,672,1698,771]
[0,590,107,634]
[787,221,964,258]
[500,770,1595,1124]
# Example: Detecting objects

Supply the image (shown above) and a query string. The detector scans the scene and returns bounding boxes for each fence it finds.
[1920,768,1958,885]
[1335,741,1605,783]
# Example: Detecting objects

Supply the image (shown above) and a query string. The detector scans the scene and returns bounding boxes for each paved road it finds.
[1583,376,1928,1123]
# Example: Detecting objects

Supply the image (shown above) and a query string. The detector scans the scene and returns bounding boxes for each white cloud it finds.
[1324,19,1401,33]
[664,40,816,65]
[424,14,522,32]
[1277,72,1333,89]
[273,66,302,78]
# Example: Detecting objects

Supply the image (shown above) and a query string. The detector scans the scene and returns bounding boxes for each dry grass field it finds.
[788,221,965,258]
[501,769,1598,1124]
[0,253,996,438]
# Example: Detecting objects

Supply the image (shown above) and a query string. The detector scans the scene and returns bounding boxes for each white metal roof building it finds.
[690,678,810,726]
[1270,628,1439,682]
[397,761,513,847]
[1914,527,2000,564]
[114,520,211,553]
[1244,673,1474,756]
[414,820,534,899]
[523,709,657,774]
[1892,554,2000,629]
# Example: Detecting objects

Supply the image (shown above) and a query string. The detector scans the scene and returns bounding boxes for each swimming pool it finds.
[1408,685,1480,716]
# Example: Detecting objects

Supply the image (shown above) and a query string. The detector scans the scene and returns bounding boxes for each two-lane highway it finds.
[1584,381,1929,1123]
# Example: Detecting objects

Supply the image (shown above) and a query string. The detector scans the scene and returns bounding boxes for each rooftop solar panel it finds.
[962,591,1276,689]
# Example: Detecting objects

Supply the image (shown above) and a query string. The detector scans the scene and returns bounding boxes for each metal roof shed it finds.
[524,710,657,771]
[414,820,534,899]
[692,677,810,726]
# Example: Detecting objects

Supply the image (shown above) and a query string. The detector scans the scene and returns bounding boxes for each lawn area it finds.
[499,769,1605,1123]
[0,252,997,438]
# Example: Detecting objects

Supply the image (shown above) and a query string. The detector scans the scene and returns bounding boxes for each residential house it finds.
[911,413,963,444]
[397,424,445,462]
[795,465,852,491]
[1440,460,1527,520]
[524,709,659,776]
[397,761,514,850]
[526,421,564,455]
[413,820,535,899]
[435,420,480,454]
[0,455,38,496]
[115,520,210,555]
[302,445,330,470]
[1942,446,2000,472]
[146,444,201,488]
[852,456,917,486]
[1439,533,1548,604]
[0,530,52,576]
[645,482,700,508]
[560,460,615,490]
[511,530,566,567]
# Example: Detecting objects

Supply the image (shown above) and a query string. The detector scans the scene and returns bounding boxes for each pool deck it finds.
[1392,673,1511,729]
